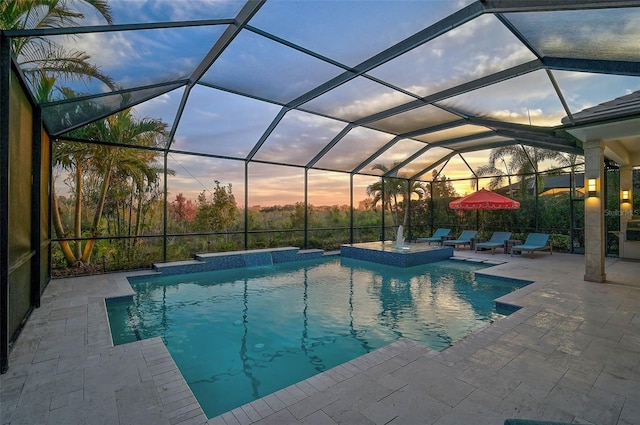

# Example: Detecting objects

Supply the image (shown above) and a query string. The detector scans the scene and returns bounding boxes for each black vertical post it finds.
[406,180,411,241]
[533,170,540,232]
[569,171,575,253]
[349,174,354,244]
[162,151,168,262]
[603,162,609,256]
[303,169,308,249]
[475,177,480,231]
[47,137,52,281]
[1,34,11,374]
[244,162,249,249]
[31,105,42,308]
[429,181,434,235]
[380,177,385,241]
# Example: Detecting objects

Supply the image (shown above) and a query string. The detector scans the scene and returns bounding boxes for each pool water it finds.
[107,257,528,418]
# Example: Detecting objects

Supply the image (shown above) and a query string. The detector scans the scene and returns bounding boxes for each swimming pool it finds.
[107,257,529,418]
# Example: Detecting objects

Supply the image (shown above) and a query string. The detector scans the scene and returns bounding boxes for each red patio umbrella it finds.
[449,188,520,210]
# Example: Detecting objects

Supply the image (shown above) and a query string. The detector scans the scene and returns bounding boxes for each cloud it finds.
[368,11,538,100]
[467,43,534,78]
[134,92,178,122]
[148,0,235,22]
[70,31,139,73]
[489,107,566,127]
[493,109,528,119]
[456,0,475,8]
[446,13,493,40]
[329,89,413,120]
[253,110,346,164]
[110,0,239,23]
[431,48,444,58]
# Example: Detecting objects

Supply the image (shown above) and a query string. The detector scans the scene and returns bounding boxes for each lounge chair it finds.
[443,230,477,249]
[416,228,451,245]
[511,233,552,257]
[474,231,512,254]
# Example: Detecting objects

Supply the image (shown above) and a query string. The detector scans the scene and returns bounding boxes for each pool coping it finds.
[104,249,535,424]
[105,272,210,424]
[105,272,452,425]
[103,273,445,425]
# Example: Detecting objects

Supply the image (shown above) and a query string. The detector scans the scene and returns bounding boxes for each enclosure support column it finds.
[429,182,434,235]
[380,177,385,241]
[569,171,575,253]
[619,165,633,259]
[534,170,539,230]
[406,180,412,240]
[304,169,308,249]
[350,174,354,244]
[31,105,42,308]
[1,34,11,373]
[584,139,606,282]
[244,162,249,250]
[162,152,168,262]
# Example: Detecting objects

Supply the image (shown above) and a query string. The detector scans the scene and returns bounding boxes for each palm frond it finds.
[80,0,113,24]
[22,45,116,89]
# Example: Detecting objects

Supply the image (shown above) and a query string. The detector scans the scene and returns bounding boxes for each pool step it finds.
[152,259,204,275]
[450,256,507,265]
[297,249,324,260]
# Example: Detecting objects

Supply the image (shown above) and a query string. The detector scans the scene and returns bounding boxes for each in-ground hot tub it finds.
[340,241,453,267]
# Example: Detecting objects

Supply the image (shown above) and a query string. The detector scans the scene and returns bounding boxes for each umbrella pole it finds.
[476,209,480,231]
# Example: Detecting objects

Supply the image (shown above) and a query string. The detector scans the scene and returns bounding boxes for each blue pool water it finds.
[107,257,529,418]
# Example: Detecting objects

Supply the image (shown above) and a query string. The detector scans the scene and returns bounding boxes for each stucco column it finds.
[583,140,606,282]
[619,165,633,258]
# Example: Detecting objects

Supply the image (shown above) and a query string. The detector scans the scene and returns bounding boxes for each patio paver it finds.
[1,253,638,425]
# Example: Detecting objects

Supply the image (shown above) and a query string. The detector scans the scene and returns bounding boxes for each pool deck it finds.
[1,251,639,425]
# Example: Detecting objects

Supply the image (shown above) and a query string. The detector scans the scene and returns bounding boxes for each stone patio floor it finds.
[1,251,639,425]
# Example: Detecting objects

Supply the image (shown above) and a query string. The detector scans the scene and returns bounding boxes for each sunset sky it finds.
[55,1,639,206]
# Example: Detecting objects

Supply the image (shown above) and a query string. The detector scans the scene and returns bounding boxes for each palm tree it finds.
[472,148,519,197]
[554,153,583,173]
[1,0,115,92]
[76,110,167,264]
[366,163,427,228]
[30,73,94,264]
[52,106,168,266]
[367,164,402,227]
[474,145,567,197]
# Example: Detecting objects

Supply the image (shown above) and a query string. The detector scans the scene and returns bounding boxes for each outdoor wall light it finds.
[587,178,597,196]
[622,190,630,202]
